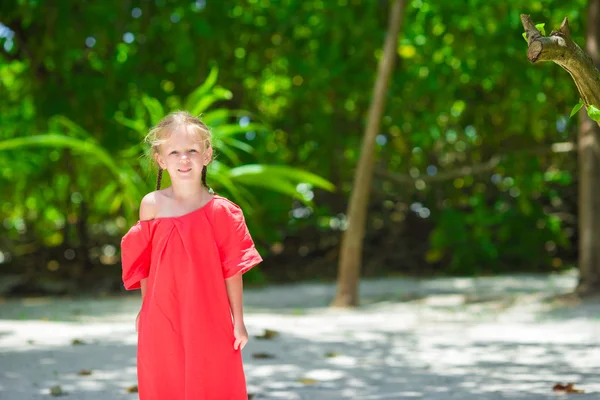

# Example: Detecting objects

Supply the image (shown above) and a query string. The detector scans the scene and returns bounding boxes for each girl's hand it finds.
[233,322,248,350]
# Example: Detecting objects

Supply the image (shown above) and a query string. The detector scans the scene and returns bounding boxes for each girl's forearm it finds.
[224,274,244,324]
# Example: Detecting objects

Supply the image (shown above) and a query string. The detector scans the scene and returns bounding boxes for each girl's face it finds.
[154,127,212,184]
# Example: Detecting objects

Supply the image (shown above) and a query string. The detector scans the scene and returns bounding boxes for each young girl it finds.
[120,111,262,400]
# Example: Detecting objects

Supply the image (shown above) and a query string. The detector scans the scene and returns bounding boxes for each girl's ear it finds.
[154,152,166,169]
[204,146,213,166]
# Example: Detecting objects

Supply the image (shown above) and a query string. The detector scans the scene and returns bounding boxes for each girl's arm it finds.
[136,278,147,332]
[225,274,244,324]
[136,192,156,331]
[138,191,157,303]
[225,274,249,350]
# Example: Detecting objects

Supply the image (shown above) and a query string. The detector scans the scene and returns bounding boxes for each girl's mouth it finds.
[178,168,192,173]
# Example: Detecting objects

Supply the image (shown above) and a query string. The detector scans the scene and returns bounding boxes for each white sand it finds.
[1,269,599,399]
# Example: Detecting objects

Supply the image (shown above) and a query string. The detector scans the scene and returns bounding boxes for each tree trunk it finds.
[577,0,600,296]
[330,0,406,308]
[521,11,600,296]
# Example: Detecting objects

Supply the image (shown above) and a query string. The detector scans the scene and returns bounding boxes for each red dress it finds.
[120,195,262,400]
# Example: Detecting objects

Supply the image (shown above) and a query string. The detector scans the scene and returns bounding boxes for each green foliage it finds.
[116,65,336,212]
[428,193,569,274]
[0,134,146,218]
[0,0,587,289]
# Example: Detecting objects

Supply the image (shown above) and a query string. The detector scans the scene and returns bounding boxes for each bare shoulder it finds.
[139,191,162,221]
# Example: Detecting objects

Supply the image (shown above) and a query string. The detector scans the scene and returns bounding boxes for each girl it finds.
[120,111,262,400]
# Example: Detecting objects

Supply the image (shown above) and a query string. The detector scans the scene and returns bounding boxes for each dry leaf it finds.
[252,352,276,359]
[49,385,64,396]
[325,352,339,358]
[553,383,584,394]
[126,385,139,393]
[71,338,85,345]
[297,378,318,385]
[77,369,92,376]
[255,329,279,340]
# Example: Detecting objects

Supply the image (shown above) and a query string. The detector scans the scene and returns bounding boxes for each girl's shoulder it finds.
[212,194,240,209]
[211,195,243,213]
[139,192,158,221]
[139,189,172,221]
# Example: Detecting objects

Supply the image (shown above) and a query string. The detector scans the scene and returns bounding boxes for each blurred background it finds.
[0,0,591,298]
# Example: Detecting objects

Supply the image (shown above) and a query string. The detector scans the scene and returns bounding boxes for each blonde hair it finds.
[144,111,212,190]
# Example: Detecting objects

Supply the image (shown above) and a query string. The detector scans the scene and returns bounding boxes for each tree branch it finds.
[521,14,600,108]
[377,141,575,184]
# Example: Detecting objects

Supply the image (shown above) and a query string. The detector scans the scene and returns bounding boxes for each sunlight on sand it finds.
[1,271,600,399]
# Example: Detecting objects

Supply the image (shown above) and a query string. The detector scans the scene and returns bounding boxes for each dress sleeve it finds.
[120,221,152,290]
[214,200,263,279]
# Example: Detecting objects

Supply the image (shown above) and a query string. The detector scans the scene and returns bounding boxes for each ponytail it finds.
[201,165,208,189]
[156,168,163,191]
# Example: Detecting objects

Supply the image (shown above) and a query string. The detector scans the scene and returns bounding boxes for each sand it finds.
[1,269,599,399]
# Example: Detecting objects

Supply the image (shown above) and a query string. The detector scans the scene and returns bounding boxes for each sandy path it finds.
[1,270,599,399]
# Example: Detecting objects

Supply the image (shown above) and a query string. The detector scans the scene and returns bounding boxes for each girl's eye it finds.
[189,149,197,153]
[170,151,178,155]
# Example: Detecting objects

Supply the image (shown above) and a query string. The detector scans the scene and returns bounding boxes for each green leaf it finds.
[213,141,242,165]
[202,109,231,126]
[49,116,94,140]
[221,138,254,154]
[228,164,336,192]
[230,172,302,201]
[119,143,145,158]
[209,162,255,212]
[187,91,233,116]
[95,182,118,204]
[115,112,147,134]
[0,134,146,216]
[570,99,584,118]
[202,109,250,126]
[184,65,220,113]
[213,123,266,138]
[587,105,600,122]
[538,23,546,36]
[142,95,165,126]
